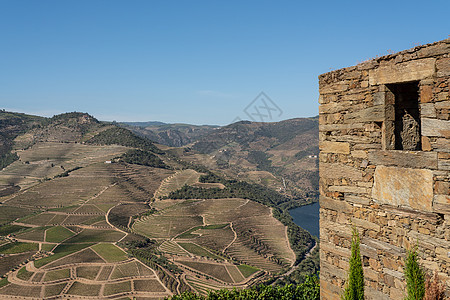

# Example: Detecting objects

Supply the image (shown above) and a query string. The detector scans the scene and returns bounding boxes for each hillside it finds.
[0,110,316,299]
[0,111,45,170]
[176,117,319,205]
[120,118,319,205]
[120,122,219,147]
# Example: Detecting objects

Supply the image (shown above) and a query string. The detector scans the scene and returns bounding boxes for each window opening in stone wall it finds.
[385,81,421,150]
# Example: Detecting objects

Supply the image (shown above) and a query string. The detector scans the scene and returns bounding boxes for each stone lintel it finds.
[369,58,436,85]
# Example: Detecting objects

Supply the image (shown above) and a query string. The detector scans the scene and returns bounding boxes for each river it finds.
[289,201,320,237]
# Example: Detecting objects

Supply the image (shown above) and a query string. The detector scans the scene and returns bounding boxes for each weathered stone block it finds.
[321,261,347,280]
[435,100,450,110]
[319,141,350,154]
[351,217,381,232]
[336,135,377,144]
[438,159,450,171]
[421,136,432,151]
[434,195,450,213]
[329,185,369,194]
[368,150,438,169]
[383,268,404,280]
[435,181,449,194]
[435,247,450,262]
[320,196,353,213]
[421,118,450,138]
[320,123,366,132]
[319,82,349,95]
[362,236,405,257]
[390,287,404,299]
[372,166,433,211]
[420,85,433,103]
[345,194,371,205]
[320,163,363,181]
[320,279,341,300]
[407,231,449,249]
[351,150,368,159]
[343,105,384,123]
[369,58,436,85]
[418,43,450,58]
[421,103,436,118]
[319,102,346,115]
[366,287,391,300]
[321,220,353,239]
[321,241,351,258]
[360,243,378,259]
[434,138,450,152]
[436,57,450,77]
[382,204,441,223]
[437,92,449,102]
[373,92,385,105]
[364,267,379,281]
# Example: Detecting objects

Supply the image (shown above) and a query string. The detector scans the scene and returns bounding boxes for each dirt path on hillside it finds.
[222,222,236,253]
[277,240,317,281]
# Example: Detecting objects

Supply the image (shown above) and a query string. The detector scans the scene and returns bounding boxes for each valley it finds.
[0,111,318,299]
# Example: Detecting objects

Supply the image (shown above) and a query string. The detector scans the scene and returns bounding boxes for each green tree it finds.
[342,227,364,300]
[165,277,319,299]
[404,246,425,300]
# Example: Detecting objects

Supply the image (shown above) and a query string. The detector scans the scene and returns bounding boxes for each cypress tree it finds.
[342,227,364,300]
[404,246,425,300]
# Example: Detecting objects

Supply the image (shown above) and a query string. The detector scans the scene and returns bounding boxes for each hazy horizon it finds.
[2,1,449,125]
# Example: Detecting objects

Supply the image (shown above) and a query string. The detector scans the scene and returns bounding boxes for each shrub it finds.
[165,276,319,299]
[120,149,167,168]
[342,227,364,300]
[425,272,445,300]
[404,246,425,300]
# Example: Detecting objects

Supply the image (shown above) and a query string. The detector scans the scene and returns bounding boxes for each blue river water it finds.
[289,202,320,237]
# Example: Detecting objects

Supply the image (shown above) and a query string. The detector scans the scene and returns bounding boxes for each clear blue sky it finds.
[1,1,449,125]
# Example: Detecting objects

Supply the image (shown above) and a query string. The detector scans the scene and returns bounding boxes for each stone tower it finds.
[318,39,449,299]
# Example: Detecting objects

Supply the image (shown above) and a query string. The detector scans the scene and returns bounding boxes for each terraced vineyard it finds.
[133,195,296,294]
[0,137,174,299]
[0,112,304,298]
[153,169,201,199]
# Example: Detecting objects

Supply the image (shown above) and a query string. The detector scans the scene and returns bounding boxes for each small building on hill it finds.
[318,39,449,299]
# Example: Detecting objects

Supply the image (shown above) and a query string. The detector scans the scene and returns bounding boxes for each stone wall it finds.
[318,39,450,299]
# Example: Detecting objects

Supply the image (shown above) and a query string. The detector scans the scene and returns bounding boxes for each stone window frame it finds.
[368,57,437,153]
[379,81,422,151]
